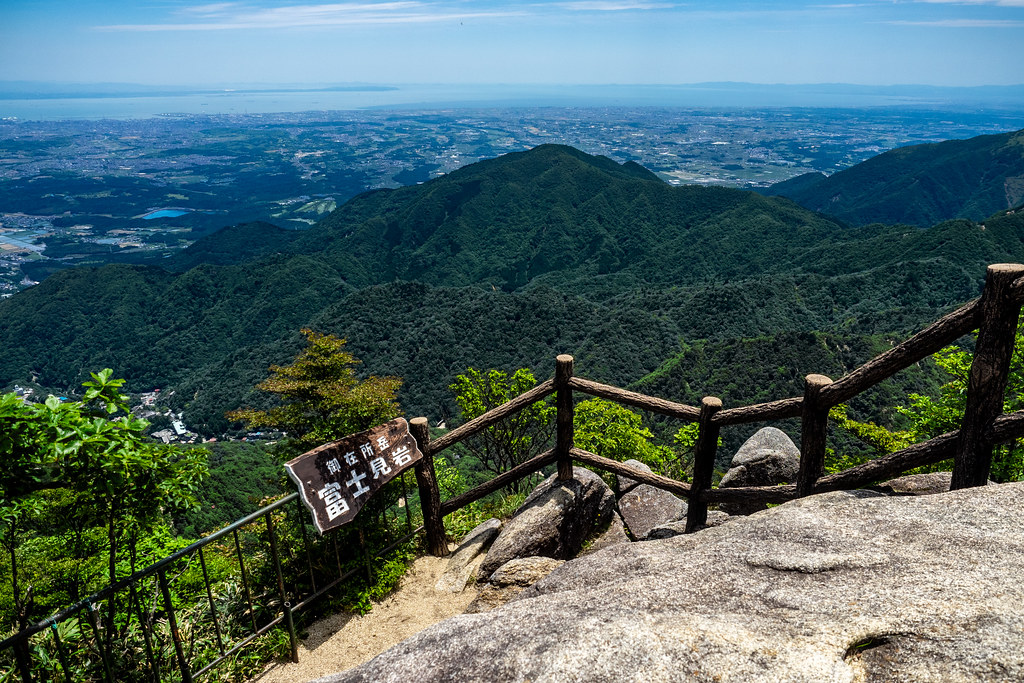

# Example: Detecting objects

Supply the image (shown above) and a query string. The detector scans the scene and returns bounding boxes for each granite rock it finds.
[477,467,614,578]
[719,426,800,515]
[618,482,687,540]
[435,518,501,593]
[321,483,1024,683]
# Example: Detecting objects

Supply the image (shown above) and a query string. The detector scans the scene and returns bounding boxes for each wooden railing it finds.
[408,263,1024,555]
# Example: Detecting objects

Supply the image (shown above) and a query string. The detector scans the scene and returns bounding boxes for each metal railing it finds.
[3,471,422,682]
[9,262,1024,680]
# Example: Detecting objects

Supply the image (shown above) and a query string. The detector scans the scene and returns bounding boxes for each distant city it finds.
[3,103,1024,296]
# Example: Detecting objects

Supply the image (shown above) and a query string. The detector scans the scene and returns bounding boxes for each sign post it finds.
[285,417,424,533]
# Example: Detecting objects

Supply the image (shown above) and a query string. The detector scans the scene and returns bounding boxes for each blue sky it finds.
[2,1,1022,87]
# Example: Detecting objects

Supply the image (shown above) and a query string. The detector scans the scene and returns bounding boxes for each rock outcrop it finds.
[477,467,614,578]
[879,471,952,495]
[615,459,687,539]
[646,511,731,539]
[719,426,800,515]
[580,510,630,554]
[321,482,1024,683]
[465,556,565,614]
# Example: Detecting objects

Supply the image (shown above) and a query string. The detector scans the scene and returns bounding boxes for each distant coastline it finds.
[0,85,400,100]
[2,82,1024,121]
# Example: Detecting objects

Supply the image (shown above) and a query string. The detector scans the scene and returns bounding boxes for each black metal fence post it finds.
[84,601,115,683]
[158,569,192,683]
[198,547,225,656]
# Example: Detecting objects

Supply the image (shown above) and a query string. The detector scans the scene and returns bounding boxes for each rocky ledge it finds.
[318,482,1024,682]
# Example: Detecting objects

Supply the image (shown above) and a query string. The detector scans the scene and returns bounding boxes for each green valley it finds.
[3,142,1023,446]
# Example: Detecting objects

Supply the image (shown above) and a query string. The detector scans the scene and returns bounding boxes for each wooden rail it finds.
[571,448,692,498]
[405,264,1024,555]
[569,377,701,420]
[439,449,558,516]
[424,379,555,456]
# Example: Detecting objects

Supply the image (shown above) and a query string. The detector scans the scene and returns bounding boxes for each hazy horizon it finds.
[6,81,1024,121]
[4,1,1023,90]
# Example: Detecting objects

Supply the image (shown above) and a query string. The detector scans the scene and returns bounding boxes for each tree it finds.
[1,370,207,652]
[450,368,555,492]
[829,326,1024,482]
[227,329,402,452]
[573,398,676,476]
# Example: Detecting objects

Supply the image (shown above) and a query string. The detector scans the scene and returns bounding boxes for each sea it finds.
[5,83,1024,121]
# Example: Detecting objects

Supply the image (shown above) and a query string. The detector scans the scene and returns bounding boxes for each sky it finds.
[1,0,1023,88]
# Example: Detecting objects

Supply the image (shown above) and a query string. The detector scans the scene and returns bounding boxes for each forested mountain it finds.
[2,143,1023,436]
[763,128,1024,227]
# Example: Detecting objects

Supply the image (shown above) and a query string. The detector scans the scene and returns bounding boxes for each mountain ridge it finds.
[763,128,1024,227]
[3,142,1023,435]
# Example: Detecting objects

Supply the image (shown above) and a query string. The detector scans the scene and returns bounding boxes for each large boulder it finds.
[619,482,687,540]
[435,518,501,593]
[320,482,1024,682]
[477,467,614,578]
[719,426,800,515]
[615,459,688,540]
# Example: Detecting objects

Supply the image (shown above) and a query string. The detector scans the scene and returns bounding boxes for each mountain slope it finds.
[286,144,852,292]
[763,129,1024,227]
[3,144,1023,434]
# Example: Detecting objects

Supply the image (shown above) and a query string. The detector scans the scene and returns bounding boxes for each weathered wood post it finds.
[555,354,575,481]
[797,374,833,497]
[410,417,447,556]
[685,396,722,533]
[952,263,1024,489]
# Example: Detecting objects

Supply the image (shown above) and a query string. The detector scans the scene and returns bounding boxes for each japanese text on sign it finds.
[284,417,423,533]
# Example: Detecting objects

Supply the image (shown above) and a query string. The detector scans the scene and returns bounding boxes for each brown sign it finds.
[285,417,423,533]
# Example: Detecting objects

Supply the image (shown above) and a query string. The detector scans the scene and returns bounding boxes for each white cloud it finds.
[884,18,1024,25]
[910,1,1024,7]
[180,3,247,15]
[97,1,522,31]
[557,1,674,10]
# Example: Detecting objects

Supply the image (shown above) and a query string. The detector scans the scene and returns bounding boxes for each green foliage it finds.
[1,372,210,683]
[825,326,1024,482]
[7,145,1024,439]
[671,422,723,480]
[176,441,286,537]
[444,492,528,544]
[450,368,554,492]
[1,369,206,512]
[573,398,677,476]
[340,544,416,616]
[1,371,208,631]
[895,329,1024,481]
[433,456,466,500]
[227,329,401,452]
[825,405,911,474]
[765,129,1024,226]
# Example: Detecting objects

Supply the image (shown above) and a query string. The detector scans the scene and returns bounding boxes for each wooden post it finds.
[555,355,575,481]
[685,396,722,533]
[410,417,447,556]
[797,374,833,497]
[952,263,1024,489]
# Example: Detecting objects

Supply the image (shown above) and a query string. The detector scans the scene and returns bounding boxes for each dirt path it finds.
[254,554,477,682]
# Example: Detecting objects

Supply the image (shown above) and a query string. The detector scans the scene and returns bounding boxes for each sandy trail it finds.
[254,554,477,682]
